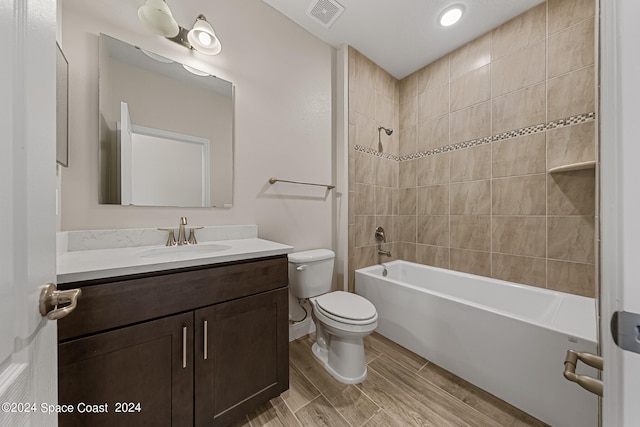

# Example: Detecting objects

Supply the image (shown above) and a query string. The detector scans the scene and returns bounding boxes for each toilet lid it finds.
[315,291,377,321]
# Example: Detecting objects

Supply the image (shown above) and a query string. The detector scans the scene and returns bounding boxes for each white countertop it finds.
[57,238,294,284]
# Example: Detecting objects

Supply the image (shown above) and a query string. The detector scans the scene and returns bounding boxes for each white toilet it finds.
[288,249,378,384]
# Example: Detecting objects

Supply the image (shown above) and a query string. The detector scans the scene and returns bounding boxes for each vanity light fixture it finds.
[137,1,222,55]
[438,4,464,27]
[137,0,179,37]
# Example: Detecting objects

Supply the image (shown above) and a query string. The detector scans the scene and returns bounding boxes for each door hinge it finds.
[611,311,640,354]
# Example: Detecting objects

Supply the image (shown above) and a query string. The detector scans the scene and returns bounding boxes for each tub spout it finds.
[378,249,391,257]
[380,263,388,277]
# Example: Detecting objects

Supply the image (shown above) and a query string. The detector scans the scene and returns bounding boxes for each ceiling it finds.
[262,0,544,80]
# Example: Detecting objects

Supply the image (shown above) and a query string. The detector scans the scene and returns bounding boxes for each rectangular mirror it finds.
[56,43,69,167]
[98,34,234,207]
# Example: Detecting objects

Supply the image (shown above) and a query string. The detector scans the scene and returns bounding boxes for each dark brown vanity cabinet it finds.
[57,256,289,427]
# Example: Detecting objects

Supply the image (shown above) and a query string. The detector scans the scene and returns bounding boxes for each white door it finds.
[600,0,640,425]
[0,0,59,426]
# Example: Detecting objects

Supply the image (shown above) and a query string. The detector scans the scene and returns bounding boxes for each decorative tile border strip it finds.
[353,144,400,161]
[354,112,596,162]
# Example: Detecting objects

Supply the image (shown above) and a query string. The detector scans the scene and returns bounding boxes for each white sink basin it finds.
[136,244,232,259]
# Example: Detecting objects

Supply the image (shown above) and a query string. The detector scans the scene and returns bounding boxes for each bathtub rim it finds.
[356,260,597,344]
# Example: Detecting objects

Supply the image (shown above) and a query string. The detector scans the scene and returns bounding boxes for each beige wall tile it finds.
[491,41,545,97]
[416,244,449,269]
[450,215,491,251]
[375,186,394,215]
[450,33,492,79]
[376,67,397,101]
[450,180,491,215]
[548,216,595,263]
[547,169,595,215]
[355,183,375,215]
[491,253,546,288]
[492,133,546,177]
[417,153,450,186]
[399,159,416,189]
[354,150,375,185]
[492,83,546,134]
[450,102,491,145]
[417,215,449,246]
[400,73,417,102]
[348,191,355,225]
[351,48,376,89]
[450,145,491,183]
[375,157,397,187]
[491,253,547,288]
[400,98,418,130]
[547,66,595,120]
[547,260,595,297]
[348,141,355,191]
[417,185,449,215]
[399,126,417,157]
[548,19,594,78]
[548,0,595,34]
[418,115,449,152]
[492,216,546,257]
[353,245,376,270]
[397,242,417,263]
[547,121,596,169]
[417,56,449,94]
[355,215,377,247]
[491,4,546,60]
[450,249,491,277]
[396,215,417,243]
[351,85,376,119]
[451,65,491,112]
[492,174,546,215]
[418,84,449,123]
[375,93,395,127]
[354,113,378,150]
[398,188,416,215]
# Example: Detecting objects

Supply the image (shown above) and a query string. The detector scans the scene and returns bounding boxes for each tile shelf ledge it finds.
[548,160,596,173]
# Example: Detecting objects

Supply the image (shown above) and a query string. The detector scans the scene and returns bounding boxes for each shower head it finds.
[378,126,393,136]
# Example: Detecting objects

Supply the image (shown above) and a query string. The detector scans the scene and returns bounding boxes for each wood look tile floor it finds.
[234,333,549,427]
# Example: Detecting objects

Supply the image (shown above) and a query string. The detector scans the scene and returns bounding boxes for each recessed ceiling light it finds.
[439,5,464,27]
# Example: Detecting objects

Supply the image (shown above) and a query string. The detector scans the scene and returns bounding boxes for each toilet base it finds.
[311,341,368,384]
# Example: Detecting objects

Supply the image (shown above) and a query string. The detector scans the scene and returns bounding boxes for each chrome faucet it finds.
[378,249,391,257]
[177,217,188,246]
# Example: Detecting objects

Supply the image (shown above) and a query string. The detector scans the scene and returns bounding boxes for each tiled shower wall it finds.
[348,0,597,298]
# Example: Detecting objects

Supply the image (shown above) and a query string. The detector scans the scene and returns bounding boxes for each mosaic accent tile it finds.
[353,144,400,161]
[355,112,596,162]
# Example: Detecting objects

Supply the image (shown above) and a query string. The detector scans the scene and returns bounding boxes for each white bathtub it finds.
[355,260,598,427]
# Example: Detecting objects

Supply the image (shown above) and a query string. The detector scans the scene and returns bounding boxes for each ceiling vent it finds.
[306,0,345,29]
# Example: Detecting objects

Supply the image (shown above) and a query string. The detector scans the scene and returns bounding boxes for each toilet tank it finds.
[287,249,335,299]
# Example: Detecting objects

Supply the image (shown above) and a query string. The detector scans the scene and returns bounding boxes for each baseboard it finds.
[289,317,315,342]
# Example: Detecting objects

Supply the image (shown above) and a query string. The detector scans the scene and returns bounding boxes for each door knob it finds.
[39,283,82,320]
[563,350,603,396]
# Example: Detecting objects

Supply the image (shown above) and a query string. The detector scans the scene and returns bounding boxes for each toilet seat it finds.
[313,291,377,325]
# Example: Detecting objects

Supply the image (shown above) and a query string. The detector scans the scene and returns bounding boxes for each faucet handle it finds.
[158,228,176,246]
[188,227,204,245]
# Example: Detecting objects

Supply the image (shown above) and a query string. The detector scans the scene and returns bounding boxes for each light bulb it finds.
[439,6,463,27]
[198,32,212,46]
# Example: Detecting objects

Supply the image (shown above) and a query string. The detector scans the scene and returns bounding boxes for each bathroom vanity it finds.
[56,230,292,426]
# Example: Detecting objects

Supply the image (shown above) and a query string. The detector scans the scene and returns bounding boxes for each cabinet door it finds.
[58,312,194,426]
[195,288,289,426]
